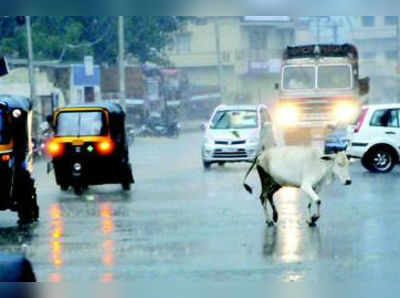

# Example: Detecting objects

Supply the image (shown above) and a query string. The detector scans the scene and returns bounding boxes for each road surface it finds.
[0,132,399,291]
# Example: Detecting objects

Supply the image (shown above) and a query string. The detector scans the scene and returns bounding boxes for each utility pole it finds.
[333,22,338,44]
[118,16,126,111]
[26,16,38,135]
[214,17,223,101]
[397,17,400,101]
[316,17,321,43]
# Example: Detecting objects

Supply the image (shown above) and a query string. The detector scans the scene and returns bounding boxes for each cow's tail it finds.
[243,156,259,194]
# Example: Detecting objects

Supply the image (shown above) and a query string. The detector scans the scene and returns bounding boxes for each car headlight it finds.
[204,136,214,145]
[248,136,260,144]
[276,104,299,126]
[334,102,359,123]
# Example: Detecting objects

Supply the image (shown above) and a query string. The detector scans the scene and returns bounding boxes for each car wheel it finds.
[363,148,396,173]
[203,161,212,170]
[218,162,225,167]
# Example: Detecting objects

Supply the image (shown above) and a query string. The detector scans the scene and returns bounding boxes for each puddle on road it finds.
[262,187,322,265]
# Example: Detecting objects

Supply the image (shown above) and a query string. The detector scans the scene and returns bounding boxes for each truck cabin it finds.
[279,44,360,97]
[275,45,369,127]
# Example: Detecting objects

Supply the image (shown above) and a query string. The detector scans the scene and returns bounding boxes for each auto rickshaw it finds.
[0,95,39,224]
[46,103,135,195]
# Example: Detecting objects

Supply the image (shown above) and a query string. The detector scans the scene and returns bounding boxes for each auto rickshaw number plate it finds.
[72,139,84,146]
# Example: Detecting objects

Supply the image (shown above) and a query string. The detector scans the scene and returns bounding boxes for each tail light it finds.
[354,108,369,134]
[46,140,64,157]
[96,140,114,155]
[1,154,11,162]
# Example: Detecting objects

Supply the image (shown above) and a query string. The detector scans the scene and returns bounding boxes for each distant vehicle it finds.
[139,110,180,138]
[275,44,369,144]
[324,127,349,154]
[0,95,39,224]
[347,103,400,173]
[46,103,135,195]
[201,105,276,169]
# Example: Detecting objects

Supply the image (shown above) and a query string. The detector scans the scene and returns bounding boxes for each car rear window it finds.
[370,109,399,128]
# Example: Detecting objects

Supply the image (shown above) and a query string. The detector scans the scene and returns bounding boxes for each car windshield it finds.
[210,110,258,129]
[56,111,106,137]
[318,65,352,89]
[0,110,10,145]
[283,66,316,89]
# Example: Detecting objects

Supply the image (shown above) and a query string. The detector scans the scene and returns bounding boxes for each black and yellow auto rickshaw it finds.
[46,103,135,195]
[0,95,39,224]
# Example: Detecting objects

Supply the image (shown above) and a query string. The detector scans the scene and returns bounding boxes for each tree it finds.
[0,16,187,64]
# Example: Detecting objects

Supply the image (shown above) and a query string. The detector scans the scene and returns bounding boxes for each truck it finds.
[275,44,369,144]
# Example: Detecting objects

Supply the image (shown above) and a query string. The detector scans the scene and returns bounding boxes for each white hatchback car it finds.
[347,103,400,173]
[202,104,276,169]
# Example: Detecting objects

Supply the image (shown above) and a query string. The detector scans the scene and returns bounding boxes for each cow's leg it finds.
[301,184,321,226]
[260,193,273,227]
[257,166,281,226]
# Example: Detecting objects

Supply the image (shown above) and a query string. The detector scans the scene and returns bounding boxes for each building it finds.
[166,16,296,108]
[352,16,400,101]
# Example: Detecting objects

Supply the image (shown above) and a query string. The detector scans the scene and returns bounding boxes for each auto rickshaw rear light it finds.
[96,140,114,155]
[1,154,10,162]
[47,141,64,157]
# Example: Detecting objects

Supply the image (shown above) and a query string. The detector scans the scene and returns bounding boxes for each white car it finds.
[202,104,276,169]
[347,103,400,173]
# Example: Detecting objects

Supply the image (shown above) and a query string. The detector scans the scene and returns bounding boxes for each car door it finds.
[368,108,400,148]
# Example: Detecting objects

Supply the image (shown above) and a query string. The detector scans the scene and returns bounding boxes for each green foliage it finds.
[0,16,187,64]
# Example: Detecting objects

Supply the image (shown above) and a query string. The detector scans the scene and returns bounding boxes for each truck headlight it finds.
[277,104,299,126]
[334,102,359,123]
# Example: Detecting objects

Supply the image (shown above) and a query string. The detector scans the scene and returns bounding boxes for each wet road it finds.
[1,132,400,286]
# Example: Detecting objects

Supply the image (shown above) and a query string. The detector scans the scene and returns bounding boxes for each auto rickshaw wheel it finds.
[122,182,131,191]
[73,185,84,196]
[60,184,69,191]
[16,172,39,225]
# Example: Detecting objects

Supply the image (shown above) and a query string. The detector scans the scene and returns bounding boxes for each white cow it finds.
[243,146,352,226]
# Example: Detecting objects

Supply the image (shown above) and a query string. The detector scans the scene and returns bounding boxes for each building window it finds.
[385,16,398,26]
[385,50,397,61]
[362,16,375,27]
[175,33,191,53]
[249,29,267,50]
[362,52,376,60]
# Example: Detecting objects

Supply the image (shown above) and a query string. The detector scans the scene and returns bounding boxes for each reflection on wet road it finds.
[0,132,399,285]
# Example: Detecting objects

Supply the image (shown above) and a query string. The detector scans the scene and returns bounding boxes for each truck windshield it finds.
[0,110,11,145]
[283,66,315,89]
[56,111,106,137]
[210,110,258,130]
[318,65,352,89]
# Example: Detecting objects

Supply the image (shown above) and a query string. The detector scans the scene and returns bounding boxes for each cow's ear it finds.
[321,155,334,161]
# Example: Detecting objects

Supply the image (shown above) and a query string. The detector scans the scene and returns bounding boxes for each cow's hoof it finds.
[307,216,320,227]
[308,221,317,227]
[273,212,279,223]
[266,221,275,227]
[311,215,320,223]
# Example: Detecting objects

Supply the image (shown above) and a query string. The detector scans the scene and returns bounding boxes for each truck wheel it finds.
[17,173,39,225]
